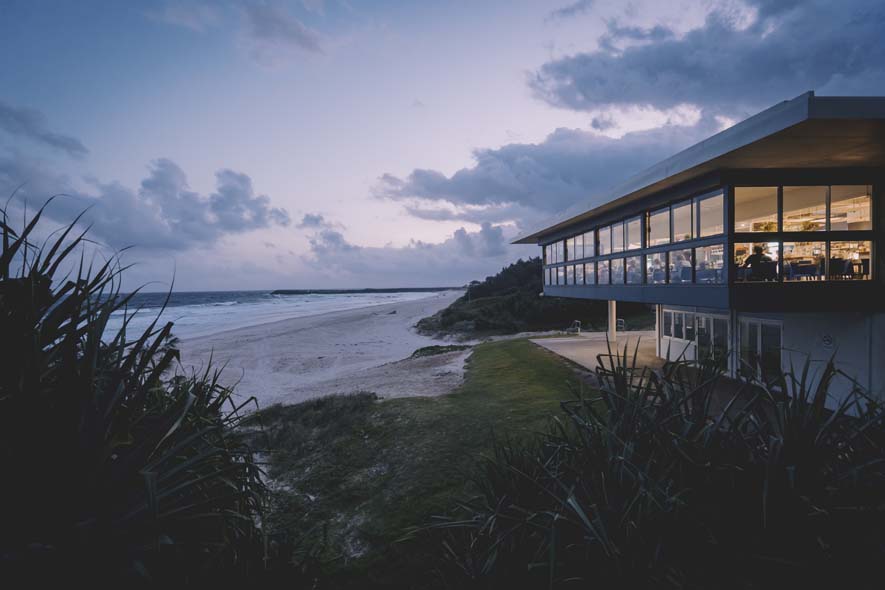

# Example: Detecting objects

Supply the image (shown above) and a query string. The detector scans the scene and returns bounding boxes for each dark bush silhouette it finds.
[432,346,885,589]
[0,204,267,585]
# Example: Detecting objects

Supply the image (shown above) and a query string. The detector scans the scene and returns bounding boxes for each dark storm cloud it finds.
[548,0,594,21]
[244,1,324,55]
[379,117,718,229]
[531,0,885,115]
[0,100,89,158]
[0,154,290,251]
[297,212,334,229]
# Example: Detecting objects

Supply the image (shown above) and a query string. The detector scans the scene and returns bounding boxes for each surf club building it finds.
[514,92,885,401]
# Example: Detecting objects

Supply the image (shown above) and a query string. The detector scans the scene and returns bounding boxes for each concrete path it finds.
[530,330,663,373]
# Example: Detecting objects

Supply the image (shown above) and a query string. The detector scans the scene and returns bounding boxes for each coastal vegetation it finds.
[250,339,584,588]
[0,206,267,584]
[416,257,652,337]
[430,351,885,589]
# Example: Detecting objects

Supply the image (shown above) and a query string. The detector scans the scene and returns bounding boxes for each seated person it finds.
[743,246,775,281]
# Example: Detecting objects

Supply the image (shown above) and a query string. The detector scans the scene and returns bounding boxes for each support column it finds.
[608,300,617,344]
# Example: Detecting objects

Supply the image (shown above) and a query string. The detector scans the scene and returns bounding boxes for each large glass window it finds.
[626,217,642,250]
[663,311,672,337]
[830,185,872,230]
[612,222,625,253]
[734,242,779,282]
[556,266,565,285]
[567,265,575,285]
[647,251,666,284]
[611,258,625,284]
[648,208,670,246]
[672,200,693,242]
[566,237,575,261]
[783,241,825,281]
[598,226,611,256]
[830,241,871,280]
[696,244,724,284]
[598,259,610,284]
[576,263,585,285]
[698,192,724,237]
[782,186,827,232]
[575,234,585,259]
[673,312,684,339]
[735,187,778,232]
[668,248,693,284]
[713,318,729,368]
[583,231,596,257]
[585,262,596,285]
[554,240,564,263]
[626,255,642,284]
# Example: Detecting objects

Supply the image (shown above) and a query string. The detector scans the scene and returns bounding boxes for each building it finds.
[514,92,885,403]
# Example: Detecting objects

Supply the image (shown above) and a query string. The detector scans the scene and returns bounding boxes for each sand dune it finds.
[178,290,466,409]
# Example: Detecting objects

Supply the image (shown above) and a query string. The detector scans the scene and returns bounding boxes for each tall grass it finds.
[431,341,885,589]
[0,203,267,584]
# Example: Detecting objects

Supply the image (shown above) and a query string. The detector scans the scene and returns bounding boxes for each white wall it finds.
[743,311,875,407]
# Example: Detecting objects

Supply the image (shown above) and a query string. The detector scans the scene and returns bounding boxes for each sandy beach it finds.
[179,290,467,408]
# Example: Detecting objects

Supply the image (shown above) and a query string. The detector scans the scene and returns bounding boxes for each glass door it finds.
[739,318,782,382]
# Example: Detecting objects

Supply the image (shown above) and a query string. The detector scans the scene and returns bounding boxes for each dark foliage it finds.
[417,258,652,336]
[431,343,885,589]
[0,204,269,585]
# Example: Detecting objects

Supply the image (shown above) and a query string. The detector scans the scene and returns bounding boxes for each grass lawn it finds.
[251,339,590,588]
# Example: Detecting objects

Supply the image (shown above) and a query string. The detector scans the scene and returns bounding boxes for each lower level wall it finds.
[657,305,885,407]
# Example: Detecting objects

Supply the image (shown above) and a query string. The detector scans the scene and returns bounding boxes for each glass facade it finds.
[672,200,693,242]
[647,251,666,284]
[696,244,724,283]
[598,226,611,256]
[541,182,873,292]
[648,208,670,246]
[626,217,642,250]
[831,186,872,230]
[611,258,625,284]
[782,186,827,232]
[783,241,825,281]
[598,259,610,284]
[626,255,643,284]
[668,248,693,284]
[735,187,778,232]
[734,242,780,282]
[698,193,724,237]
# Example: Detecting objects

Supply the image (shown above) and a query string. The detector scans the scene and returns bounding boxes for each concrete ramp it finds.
[530,330,662,372]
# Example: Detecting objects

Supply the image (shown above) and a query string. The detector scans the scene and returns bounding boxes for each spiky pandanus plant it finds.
[431,339,885,589]
[0,203,267,584]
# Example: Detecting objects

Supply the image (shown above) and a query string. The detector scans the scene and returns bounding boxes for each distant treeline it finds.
[417,257,653,336]
[271,287,462,295]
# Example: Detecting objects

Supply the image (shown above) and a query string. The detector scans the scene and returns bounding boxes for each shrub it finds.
[431,342,885,589]
[0,205,267,584]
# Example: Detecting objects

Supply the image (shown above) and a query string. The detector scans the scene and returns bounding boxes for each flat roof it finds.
[514,92,885,244]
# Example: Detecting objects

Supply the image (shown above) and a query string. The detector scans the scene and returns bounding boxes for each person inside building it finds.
[743,245,776,281]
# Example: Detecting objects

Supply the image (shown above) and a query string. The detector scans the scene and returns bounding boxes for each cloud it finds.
[297,212,336,229]
[244,1,324,58]
[300,220,515,286]
[147,2,221,32]
[0,100,88,158]
[378,116,718,229]
[0,154,290,251]
[531,0,885,116]
[548,0,594,21]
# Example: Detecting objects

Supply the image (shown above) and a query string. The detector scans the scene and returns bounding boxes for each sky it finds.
[1,0,885,290]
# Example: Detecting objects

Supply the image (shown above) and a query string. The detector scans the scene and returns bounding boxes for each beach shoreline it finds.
[178,289,468,409]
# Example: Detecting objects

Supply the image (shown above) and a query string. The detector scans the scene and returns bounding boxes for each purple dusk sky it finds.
[2,0,884,290]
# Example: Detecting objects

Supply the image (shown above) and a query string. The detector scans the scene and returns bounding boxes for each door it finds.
[739,318,782,382]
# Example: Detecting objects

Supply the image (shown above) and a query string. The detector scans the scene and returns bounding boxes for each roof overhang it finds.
[513,92,885,245]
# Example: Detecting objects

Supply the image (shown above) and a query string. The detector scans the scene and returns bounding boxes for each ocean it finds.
[103,290,442,340]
